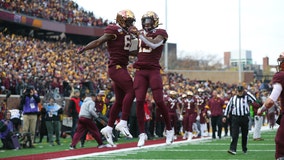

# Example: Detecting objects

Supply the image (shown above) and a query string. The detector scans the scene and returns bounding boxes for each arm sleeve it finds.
[33,95,41,103]
[138,35,164,49]
[67,101,75,116]
[224,97,233,116]
[58,107,63,114]
[88,102,99,119]
[247,91,257,103]
[269,83,282,102]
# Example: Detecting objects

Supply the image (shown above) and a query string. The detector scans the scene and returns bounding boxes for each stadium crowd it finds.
[0,31,110,96]
[0,0,109,27]
[0,30,272,101]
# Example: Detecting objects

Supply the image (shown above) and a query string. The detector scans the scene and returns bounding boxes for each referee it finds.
[222,85,257,155]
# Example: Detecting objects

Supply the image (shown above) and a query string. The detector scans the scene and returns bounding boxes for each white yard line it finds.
[51,125,278,160]
[51,137,211,160]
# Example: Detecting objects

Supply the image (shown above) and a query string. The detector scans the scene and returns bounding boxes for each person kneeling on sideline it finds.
[69,93,114,149]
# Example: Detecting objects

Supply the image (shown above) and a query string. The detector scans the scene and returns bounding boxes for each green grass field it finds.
[72,130,277,160]
[0,129,277,160]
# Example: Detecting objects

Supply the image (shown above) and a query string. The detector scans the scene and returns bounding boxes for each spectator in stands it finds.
[77,9,136,146]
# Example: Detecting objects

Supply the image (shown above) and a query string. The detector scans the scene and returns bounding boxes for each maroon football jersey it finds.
[195,95,206,110]
[272,71,284,112]
[183,98,197,115]
[133,29,168,70]
[104,24,132,68]
[166,97,178,113]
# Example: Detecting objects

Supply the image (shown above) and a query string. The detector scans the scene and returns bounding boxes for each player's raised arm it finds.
[77,33,116,54]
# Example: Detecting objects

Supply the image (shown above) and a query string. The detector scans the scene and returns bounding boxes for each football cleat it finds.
[187,132,193,141]
[137,133,148,147]
[69,145,76,150]
[100,126,115,146]
[98,143,114,148]
[182,131,188,140]
[228,150,236,155]
[166,129,174,145]
[115,122,133,138]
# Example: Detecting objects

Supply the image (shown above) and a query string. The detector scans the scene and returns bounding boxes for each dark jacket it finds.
[67,97,80,118]
[41,103,63,121]
[20,93,41,115]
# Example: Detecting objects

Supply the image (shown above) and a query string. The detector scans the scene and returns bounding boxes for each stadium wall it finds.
[168,70,254,84]
[0,95,71,111]
[0,9,104,37]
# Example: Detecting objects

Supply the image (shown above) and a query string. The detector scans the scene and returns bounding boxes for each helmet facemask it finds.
[141,11,159,32]
[124,18,135,28]
[142,18,154,32]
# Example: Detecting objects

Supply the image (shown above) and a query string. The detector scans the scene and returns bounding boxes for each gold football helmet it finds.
[141,11,159,31]
[186,91,194,96]
[116,9,136,30]
[277,52,284,71]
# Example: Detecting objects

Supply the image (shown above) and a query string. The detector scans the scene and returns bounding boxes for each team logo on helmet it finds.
[116,9,136,30]
[169,90,177,95]
[186,91,194,96]
[277,52,284,72]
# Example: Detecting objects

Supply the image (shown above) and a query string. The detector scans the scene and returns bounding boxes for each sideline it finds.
[52,137,212,160]
[52,124,278,160]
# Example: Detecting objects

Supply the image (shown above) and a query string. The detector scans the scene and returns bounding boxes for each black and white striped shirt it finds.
[224,91,256,116]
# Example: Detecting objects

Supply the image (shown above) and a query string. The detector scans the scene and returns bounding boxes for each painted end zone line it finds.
[51,137,212,160]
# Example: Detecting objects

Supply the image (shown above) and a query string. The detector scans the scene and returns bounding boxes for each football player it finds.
[77,9,137,146]
[195,88,209,137]
[128,11,174,147]
[165,90,180,140]
[258,52,284,160]
[182,91,198,140]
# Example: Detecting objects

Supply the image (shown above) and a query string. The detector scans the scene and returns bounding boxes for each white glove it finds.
[207,110,211,116]
[196,115,200,121]
[178,115,183,121]
[257,105,266,115]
